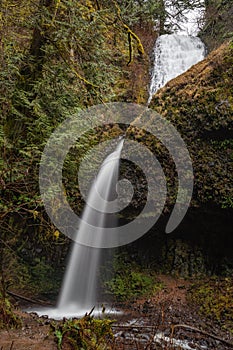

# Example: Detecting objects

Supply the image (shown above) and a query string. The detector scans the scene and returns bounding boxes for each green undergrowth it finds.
[188,277,233,333]
[104,253,163,301]
[29,257,61,299]
[51,313,114,350]
[0,293,22,329]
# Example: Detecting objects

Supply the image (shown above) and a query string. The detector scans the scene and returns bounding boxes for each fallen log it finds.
[7,290,52,306]
[112,324,156,329]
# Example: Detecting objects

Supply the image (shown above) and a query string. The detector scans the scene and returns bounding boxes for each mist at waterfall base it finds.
[30,140,124,319]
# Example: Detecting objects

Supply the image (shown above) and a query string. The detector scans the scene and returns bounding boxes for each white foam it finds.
[26,305,122,320]
[154,332,207,350]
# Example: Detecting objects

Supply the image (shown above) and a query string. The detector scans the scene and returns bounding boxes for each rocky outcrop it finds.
[127,41,233,276]
[151,41,233,209]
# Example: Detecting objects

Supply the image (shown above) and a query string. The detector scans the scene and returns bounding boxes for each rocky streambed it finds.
[1,276,232,350]
[110,275,233,349]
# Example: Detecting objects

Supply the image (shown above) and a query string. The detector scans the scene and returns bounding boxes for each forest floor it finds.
[0,275,233,350]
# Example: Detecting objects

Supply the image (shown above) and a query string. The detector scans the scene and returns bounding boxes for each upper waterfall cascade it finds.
[148,34,206,102]
[148,0,206,103]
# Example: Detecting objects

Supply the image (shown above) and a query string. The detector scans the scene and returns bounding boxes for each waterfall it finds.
[148,34,206,102]
[57,138,124,314]
[31,139,124,319]
[148,0,206,103]
[27,1,206,321]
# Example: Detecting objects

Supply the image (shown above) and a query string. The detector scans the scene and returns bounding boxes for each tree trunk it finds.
[159,0,166,34]
[21,0,54,78]
[6,0,55,142]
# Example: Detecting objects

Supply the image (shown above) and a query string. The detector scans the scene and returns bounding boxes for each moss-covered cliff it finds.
[129,40,233,276]
[151,41,233,209]
[1,1,233,300]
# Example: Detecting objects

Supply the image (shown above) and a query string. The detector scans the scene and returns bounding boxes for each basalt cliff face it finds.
[151,41,233,209]
[134,40,233,275]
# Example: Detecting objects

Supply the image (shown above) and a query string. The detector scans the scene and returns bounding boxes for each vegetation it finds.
[0,294,22,329]
[104,253,163,301]
[201,0,233,51]
[51,312,114,350]
[188,277,233,333]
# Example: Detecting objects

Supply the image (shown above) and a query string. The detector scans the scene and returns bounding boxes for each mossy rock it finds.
[150,41,233,209]
[188,277,233,333]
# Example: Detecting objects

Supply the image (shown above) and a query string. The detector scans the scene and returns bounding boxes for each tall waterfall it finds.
[148,1,206,103]
[57,139,124,315]
[32,139,124,319]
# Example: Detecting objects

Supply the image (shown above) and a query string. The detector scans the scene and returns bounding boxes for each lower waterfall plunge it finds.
[31,139,124,319]
[57,139,124,313]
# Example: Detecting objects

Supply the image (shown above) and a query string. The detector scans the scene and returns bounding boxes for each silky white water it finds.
[148,34,205,102]
[148,0,206,103]
[58,140,124,308]
[30,139,124,319]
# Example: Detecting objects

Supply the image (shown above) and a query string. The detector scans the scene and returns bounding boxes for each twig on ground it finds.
[172,324,233,348]
[112,325,156,329]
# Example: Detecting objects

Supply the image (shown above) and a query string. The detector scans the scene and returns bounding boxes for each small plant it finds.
[29,257,61,297]
[51,312,114,350]
[0,293,22,329]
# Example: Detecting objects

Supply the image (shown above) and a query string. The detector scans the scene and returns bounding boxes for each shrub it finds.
[104,253,162,301]
[0,294,22,329]
[51,313,114,350]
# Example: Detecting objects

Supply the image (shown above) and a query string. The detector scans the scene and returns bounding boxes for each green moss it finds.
[29,257,61,298]
[151,41,233,209]
[188,277,233,333]
[104,253,163,301]
[0,294,22,329]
